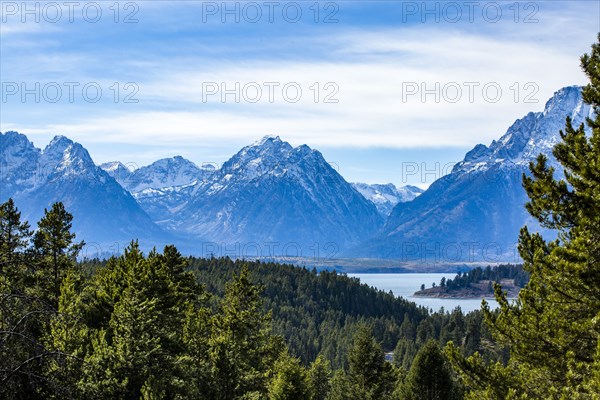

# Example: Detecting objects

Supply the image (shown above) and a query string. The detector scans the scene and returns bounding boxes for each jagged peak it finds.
[464,143,490,162]
[0,130,37,150]
[454,85,590,174]
[294,143,314,155]
[41,135,96,170]
[252,135,282,146]
[543,85,584,116]
[100,161,131,172]
[151,155,197,167]
[399,184,424,193]
[43,135,81,158]
[46,135,73,148]
[2,130,26,139]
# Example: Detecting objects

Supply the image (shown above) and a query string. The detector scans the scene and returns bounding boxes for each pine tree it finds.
[181,302,213,399]
[32,202,83,305]
[326,370,351,400]
[52,243,199,398]
[209,264,283,400]
[0,199,32,280]
[267,351,310,400]
[401,340,457,400]
[347,325,395,400]
[45,270,90,399]
[307,355,332,400]
[0,200,67,399]
[447,34,600,398]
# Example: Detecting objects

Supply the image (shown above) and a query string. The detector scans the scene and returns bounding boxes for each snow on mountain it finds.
[352,86,593,262]
[0,131,41,196]
[166,135,383,255]
[4,85,590,261]
[351,183,423,216]
[453,86,592,175]
[0,132,169,251]
[100,156,212,222]
[99,161,133,183]
[121,156,206,193]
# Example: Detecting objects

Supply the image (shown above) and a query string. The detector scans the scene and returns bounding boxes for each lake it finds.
[347,273,500,313]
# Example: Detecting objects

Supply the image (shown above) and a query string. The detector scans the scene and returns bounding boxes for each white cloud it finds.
[2,0,597,165]
[5,26,591,152]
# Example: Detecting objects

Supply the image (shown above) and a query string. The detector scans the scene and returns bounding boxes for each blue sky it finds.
[1,0,599,187]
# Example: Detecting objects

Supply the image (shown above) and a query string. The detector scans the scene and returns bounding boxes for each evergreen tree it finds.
[268,351,310,400]
[401,340,456,400]
[0,200,65,399]
[45,270,89,399]
[0,199,32,279]
[347,325,395,400]
[326,370,351,400]
[307,355,332,400]
[209,264,283,400]
[51,243,199,398]
[32,202,83,305]
[181,302,213,399]
[448,34,600,398]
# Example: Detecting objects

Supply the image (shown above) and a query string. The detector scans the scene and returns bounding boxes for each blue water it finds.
[348,273,500,314]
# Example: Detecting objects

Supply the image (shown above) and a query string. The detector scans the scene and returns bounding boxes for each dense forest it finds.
[0,198,502,399]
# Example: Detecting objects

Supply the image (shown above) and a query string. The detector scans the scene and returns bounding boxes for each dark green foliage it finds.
[0,201,80,399]
[326,370,351,400]
[187,258,430,368]
[32,202,84,306]
[400,340,459,400]
[210,264,282,399]
[307,355,332,400]
[1,199,499,399]
[267,352,310,400]
[0,199,32,278]
[393,308,499,370]
[448,34,600,398]
[346,325,395,399]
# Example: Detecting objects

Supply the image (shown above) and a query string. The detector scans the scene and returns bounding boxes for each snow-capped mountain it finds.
[452,85,590,175]
[352,183,423,216]
[102,156,207,193]
[0,132,169,252]
[100,156,213,222]
[99,161,133,184]
[0,131,41,197]
[164,136,383,255]
[352,86,593,262]
[4,85,589,262]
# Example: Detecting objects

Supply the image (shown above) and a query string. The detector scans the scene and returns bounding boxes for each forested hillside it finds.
[185,258,500,370]
[0,198,500,399]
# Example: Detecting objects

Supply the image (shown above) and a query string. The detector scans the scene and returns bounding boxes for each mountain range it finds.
[0,85,589,264]
[102,136,388,257]
[0,133,169,257]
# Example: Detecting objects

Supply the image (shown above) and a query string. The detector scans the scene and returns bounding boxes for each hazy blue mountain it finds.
[163,136,384,257]
[0,132,170,255]
[4,85,588,262]
[352,183,424,216]
[101,156,207,193]
[352,86,593,262]
[99,161,134,184]
[100,156,214,222]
